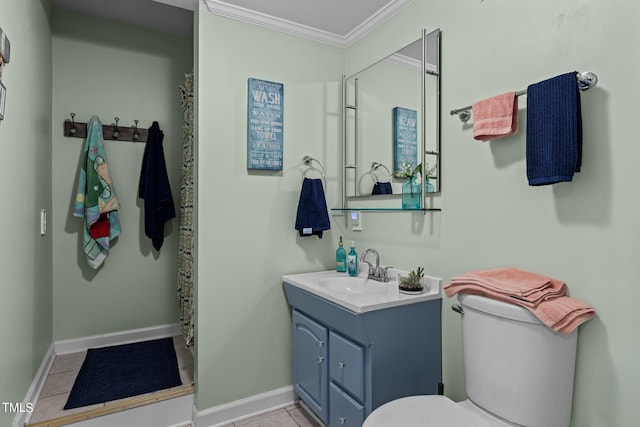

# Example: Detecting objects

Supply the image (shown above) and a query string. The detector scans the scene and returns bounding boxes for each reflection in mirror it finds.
[368,162,393,195]
[341,29,440,210]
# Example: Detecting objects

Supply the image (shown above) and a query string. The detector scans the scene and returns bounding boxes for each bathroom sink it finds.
[317,275,386,295]
[283,267,442,313]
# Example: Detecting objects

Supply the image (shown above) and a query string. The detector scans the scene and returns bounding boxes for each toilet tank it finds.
[458,294,578,427]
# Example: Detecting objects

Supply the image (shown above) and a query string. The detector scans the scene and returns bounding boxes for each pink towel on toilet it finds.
[446,268,567,307]
[472,92,519,141]
[445,268,595,334]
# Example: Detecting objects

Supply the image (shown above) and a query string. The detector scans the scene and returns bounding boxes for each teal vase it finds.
[425,177,435,193]
[402,176,421,209]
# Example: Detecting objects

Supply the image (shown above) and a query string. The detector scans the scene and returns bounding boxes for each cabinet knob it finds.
[317,356,325,363]
[339,417,347,424]
[338,362,346,368]
[318,340,325,347]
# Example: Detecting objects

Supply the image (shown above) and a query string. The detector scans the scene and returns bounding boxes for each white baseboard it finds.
[54,323,182,355]
[194,385,295,427]
[13,343,56,427]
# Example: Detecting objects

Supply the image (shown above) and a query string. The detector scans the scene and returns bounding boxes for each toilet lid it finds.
[363,396,493,427]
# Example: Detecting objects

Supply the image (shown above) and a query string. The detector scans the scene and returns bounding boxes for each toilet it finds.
[363,293,578,427]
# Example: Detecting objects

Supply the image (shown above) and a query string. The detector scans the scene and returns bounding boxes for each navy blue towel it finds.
[295,178,330,238]
[526,72,582,186]
[372,181,393,195]
[139,121,176,250]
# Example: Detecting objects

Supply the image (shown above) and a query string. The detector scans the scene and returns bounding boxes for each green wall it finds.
[341,1,638,426]
[194,5,346,409]
[0,1,53,425]
[51,8,193,340]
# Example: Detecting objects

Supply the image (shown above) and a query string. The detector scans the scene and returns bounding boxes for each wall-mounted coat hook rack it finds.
[63,114,148,143]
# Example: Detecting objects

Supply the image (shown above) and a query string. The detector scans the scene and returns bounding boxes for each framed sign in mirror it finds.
[393,107,418,173]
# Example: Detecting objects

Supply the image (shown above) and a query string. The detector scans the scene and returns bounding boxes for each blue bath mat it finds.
[64,337,182,409]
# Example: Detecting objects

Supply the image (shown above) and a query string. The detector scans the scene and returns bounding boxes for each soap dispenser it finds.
[347,241,358,277]
[336,236,347,272]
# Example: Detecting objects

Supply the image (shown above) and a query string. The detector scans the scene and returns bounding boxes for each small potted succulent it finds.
[399,266,425,294]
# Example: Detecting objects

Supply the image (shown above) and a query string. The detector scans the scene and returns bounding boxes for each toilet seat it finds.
[362,395,493,427]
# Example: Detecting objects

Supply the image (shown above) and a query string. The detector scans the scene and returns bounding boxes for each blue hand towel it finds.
[526,72,582,186]
[295,178,330,238]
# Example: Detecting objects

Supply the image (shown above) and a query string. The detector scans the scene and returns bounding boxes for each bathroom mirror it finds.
[339,29,441,211]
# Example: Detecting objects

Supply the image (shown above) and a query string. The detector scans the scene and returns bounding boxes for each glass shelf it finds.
[331,207,441,212]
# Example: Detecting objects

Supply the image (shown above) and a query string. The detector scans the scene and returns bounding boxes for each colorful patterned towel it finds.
[74,116,121,269]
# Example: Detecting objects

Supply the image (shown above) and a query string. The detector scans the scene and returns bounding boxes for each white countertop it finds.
[282,268,442,313]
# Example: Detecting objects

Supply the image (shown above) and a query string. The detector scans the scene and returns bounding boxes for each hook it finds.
[69,113,77,135]
[133,119,140,140]
[112,117,120,139]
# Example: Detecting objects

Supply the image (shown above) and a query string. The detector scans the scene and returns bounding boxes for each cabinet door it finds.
[293,310,328,424]
[330,331,365,401]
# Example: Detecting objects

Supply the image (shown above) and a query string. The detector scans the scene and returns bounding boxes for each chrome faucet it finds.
[361,248,391,282]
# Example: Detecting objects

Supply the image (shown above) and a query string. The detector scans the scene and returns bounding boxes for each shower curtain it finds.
[177,72,195,346]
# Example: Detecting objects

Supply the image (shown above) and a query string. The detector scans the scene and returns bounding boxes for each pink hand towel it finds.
[472,91,519,141]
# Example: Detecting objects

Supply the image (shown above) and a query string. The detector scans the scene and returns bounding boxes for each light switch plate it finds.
[350,210,362,231]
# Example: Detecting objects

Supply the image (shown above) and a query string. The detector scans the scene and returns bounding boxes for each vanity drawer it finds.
[330,383,364,427]
[329,331,364,401]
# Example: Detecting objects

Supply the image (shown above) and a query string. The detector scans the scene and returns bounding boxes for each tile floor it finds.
[221,403,323,427]
[28,335,194,425]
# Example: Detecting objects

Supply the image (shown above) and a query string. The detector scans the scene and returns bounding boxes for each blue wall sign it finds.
[392,107,418,173]
[247,78,284,170]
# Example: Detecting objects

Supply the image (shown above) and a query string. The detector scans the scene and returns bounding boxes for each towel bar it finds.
[449,71,598,122]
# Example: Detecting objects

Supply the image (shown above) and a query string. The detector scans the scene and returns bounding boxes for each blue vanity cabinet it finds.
[284,282,442,427]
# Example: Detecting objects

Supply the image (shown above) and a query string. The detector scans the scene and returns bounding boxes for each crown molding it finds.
[341,0,414,47]
[202,0,414,47]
